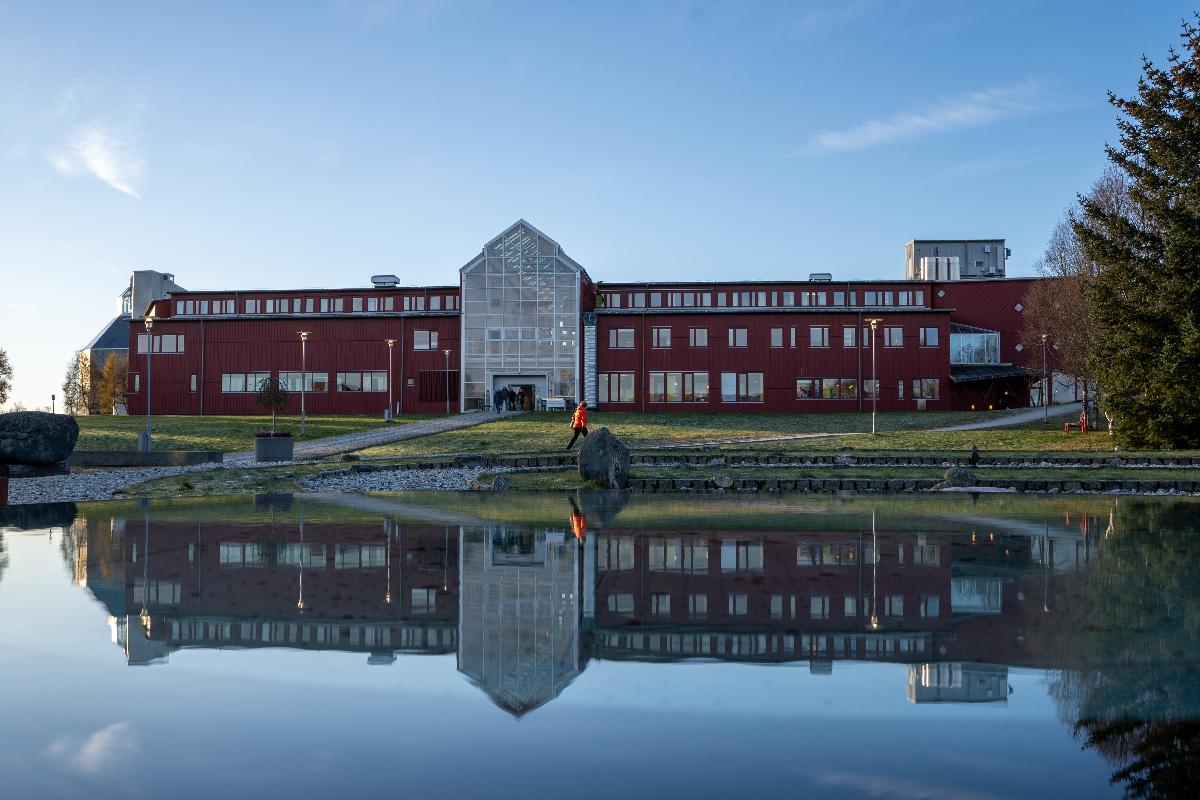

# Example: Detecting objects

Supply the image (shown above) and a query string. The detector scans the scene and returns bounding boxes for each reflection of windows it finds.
[688,594,708,618]
[770,595,784,619]
[411,588,437,614]
[219,542,264,567]
[797,542,857,566]
[913,536,940,566]
[920,595,940,618]
[335,544,386,569]
[844,596,857,616]
[728,593,748,616]
[598,536,635,570]
[598,372,635,403]
[133,580,181,605]
[810,595,830,619]
[651,594,671,616]
[884,595,904,617]
[607,593,634,615]
[721,540,763,572]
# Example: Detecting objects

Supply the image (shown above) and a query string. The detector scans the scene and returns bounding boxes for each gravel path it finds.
[9,463,224,505]
[933,402,1082,431]
[299,466,493,492]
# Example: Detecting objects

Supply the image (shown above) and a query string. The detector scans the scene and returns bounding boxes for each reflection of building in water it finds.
[906,663,1010,704]
[69,511,458,665]
[66,504,1110,711]
[458,527,582,717]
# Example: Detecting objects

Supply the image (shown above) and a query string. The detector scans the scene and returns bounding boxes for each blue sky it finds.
[0,0,1191,409]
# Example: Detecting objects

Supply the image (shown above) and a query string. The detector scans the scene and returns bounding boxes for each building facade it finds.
[122,220,1036,416]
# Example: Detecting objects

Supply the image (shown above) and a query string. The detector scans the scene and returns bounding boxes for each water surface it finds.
[1,492,1197,799]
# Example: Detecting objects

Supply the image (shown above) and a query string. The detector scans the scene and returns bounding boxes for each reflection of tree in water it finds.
[0,532,8,587]
[1043,501,1200,798]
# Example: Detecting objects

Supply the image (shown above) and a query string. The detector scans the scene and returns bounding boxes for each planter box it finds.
[255,436,294,463]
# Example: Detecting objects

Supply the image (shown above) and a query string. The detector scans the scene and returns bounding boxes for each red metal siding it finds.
[596,310,952,413]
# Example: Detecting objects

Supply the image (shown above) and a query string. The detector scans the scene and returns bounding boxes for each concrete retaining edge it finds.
[69,450,225,467]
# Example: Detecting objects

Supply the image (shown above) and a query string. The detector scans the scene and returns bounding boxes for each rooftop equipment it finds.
[371,274,401,288]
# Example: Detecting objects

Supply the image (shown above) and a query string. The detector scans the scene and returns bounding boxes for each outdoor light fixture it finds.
[866,318,883,435]
[299,331,311,435]
[1041,333,1049,421]
[141,315,156,452]
[386,338,396,421]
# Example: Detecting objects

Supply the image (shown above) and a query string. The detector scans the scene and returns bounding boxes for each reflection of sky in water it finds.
[4,493,1195,799]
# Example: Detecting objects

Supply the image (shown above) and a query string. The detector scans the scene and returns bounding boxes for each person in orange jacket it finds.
[566,401,589,450]
[568,496,587,543]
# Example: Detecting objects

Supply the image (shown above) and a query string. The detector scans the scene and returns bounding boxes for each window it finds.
[795,378,815,399]
[320,298,330,313]
[884,595,904,618]
[716,292,726,307]
[689,327,708,347]
[688,594,708,618]
[810,326,829,347]
[770,328,784,347]
[385,297,395,311]
[912,378,940,399]
[265,299,275,313]
[810,595,830,620]
[884,326,904,347]
[833,291,844,306]
[367,297,379,312]
[137,334,184,354]
[843,326,856,348]
[414,330,438,350]
[782,291,795,306]
[652,327,671,348]
[727,328,747,348]
[898,377,904,400]
[245,299,258,313]
[305,298,314,313]
[863,379,879,398]
[337,372,387,392]
[790,327,796,347]
[334,298,345,312]
[700,292,712,307]
[280,372,329,392]
[771,595,784,619]
[199,300,209,314]
[132,374,140,393]
[429,295,442,311]
[649,372,708,402]
[411,588,437,614]
[721,372,763,402]
[598,372,635,403]
[608,328,634,349]
[920,595,941,618]
[631,292,646,308]
[650,292,662,308]
[920,327,939,347]
[221,372,270,393]
[176,301,184,315]
[224,299,235,314]
[190,374,197,393]
[598,536,635,571]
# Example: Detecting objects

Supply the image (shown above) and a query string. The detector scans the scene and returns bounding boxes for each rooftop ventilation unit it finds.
[808,272,833,282]
[371,274,400,288]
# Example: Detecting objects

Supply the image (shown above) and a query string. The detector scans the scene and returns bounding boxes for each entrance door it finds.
[492,374,547,410]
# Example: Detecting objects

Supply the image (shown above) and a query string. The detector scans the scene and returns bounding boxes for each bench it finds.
[1063,413,1089,434]
[543,397,568,411]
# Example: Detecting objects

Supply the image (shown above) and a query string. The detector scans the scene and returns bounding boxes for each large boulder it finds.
[931,466,978,491]
[0,412,79,466]
[577,427,629,490]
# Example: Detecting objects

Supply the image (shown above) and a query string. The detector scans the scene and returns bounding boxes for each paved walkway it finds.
[933,402,1082,431]
[224,411,525,464]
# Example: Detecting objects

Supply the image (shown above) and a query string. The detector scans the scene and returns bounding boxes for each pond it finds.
[1,492,1198,799]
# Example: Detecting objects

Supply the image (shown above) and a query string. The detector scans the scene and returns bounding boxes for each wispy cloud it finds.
[795,79,1049,156]
[811,771,1011,800]
[44,721,140,777]
[50,120,145,198]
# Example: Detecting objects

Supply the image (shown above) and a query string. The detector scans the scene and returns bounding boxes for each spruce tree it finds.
[1076,17,1200,448]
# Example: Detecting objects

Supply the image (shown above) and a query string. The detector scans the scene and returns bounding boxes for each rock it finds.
[712,475,734,488]
[576,488,629,526]
[0,412,79,466]
[930,466,977,491]
[577,427,630,489]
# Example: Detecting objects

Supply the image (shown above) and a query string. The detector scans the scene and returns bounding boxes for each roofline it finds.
[163,286,459,296]
[596,306,955,316]
[906,239,1007,244]
[597,277,1034,288]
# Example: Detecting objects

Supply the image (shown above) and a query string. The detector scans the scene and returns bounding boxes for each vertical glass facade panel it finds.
[461,224,580,409]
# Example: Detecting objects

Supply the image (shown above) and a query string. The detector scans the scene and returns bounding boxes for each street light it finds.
[1041,333,1049,421]
[443,349,452,415]
[386,338,396,422]
[140,316,155,452]
[298,331,310,436]
[866,318,882,435]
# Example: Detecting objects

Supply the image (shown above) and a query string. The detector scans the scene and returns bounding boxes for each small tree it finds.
[98,353,128,414]
[62,351,88,415]
[0,348,12,408]
[254,376,289,434]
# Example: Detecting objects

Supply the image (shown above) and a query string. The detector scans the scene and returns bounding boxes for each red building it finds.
[121,220,1038,416]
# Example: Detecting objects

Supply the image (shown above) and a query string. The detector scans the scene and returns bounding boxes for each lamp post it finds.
[386,339,396,422]
[869,507,879,631]
[298,331,310,436]
[1041,333,1049,421]
[443,349,452,415]
[866,318,882,435]
[140,316,155,452]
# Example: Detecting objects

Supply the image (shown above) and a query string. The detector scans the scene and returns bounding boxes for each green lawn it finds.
[75,414,440,453]
[354,410,1095,458]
